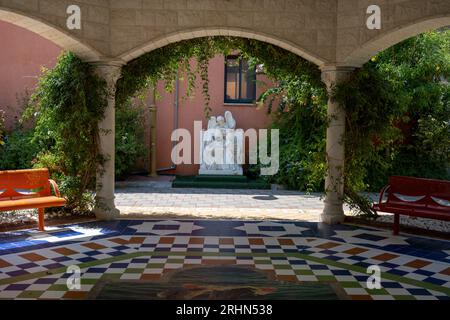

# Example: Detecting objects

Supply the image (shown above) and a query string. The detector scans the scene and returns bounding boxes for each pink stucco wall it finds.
[152,56,273,176]
[0,21,62,130]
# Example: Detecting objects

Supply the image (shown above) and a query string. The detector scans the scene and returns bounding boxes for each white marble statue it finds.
[199,111,243,175]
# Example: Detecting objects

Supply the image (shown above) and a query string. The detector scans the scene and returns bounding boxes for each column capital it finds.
[320,65,356,90]
[92,59,125,87]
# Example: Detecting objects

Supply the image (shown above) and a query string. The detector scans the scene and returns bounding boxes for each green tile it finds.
[316,275,337,282]
[253,260,272,265]
[146,263,165,269]
[48,284,69,291]
[125,268,144,274]
[81,278,98,285]
[101,273,121,280]
[294,269,314,275]
[18,291,44,299]
[366,288,389,295]
[167,259,184,264]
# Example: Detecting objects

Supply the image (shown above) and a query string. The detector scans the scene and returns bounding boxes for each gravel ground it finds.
[0,209,94,231]
[374,213,450,233]
[0,209,38,226]
[2,208,449,235]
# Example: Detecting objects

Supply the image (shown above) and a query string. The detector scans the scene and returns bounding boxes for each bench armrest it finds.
[378,185,390,205]
[49,179,62,197]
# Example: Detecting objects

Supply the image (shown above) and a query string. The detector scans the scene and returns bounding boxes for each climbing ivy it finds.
[24,52,108,213]
[116,37,320,117]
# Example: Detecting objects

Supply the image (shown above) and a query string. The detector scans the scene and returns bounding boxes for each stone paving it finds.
[116,185,334,221]
[115,183,450,233]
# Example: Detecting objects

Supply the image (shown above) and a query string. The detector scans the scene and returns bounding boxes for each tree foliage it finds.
[265,31,449,216]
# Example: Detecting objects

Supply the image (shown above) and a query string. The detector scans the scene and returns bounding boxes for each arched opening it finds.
[333,22,450,230]
[343,16,450,67]
[114,34,324,182]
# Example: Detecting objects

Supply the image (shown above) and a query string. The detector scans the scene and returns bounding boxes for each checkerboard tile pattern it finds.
[0,220,449,300]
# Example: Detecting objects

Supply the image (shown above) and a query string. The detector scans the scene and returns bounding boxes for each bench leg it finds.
[38,208,45,231]
[393,213,400,235]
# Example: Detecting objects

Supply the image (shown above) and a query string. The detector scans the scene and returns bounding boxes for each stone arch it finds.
[117,27,329,67]
[343,16,450,67]
[0,7,102,62]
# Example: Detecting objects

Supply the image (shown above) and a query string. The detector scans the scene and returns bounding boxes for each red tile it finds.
[372,253,399,261]
[52,247,78,256]
[20,253,46,262]
[83,242,107,250]
[0,258,11,268]
[248,238,264,245]
[219,238,234,245]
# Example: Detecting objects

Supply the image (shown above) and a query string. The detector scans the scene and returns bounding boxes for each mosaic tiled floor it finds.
[0,219,449,300]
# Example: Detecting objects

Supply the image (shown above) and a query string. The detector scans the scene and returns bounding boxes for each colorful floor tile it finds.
[0,219,449,300]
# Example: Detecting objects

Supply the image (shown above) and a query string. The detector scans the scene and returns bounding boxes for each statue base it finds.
[198,168,243,176]
[172,175,270,189]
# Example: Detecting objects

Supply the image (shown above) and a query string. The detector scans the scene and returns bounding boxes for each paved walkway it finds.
[0,219,449,300]
[116,185,336,221]
[115,182,450,233]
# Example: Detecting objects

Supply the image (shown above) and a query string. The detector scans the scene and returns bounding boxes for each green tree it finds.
[265,30,449,215]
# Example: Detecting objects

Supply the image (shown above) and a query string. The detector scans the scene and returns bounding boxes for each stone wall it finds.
[0,0,449,67]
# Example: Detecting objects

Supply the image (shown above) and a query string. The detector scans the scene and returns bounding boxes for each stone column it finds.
[320,66,355,224]
[149,87,158,177]
[93,61,123,220]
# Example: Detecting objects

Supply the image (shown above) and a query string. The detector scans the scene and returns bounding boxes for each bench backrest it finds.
[0,168,52,200]
[387,176,450,210]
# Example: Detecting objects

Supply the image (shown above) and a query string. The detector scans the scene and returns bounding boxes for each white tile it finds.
[344,288,368,295]
[0,290,21,299]
[372,295,395,300]
[120,273,141,280]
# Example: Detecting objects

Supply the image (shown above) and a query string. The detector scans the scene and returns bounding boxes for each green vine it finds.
[116,37,320,118]
[23,52,108,213]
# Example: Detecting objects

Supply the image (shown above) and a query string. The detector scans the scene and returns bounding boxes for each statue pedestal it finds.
[198,167,243,176]
[172,174,270,189]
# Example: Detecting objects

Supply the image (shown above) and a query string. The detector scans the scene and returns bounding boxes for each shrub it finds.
[0,125,38,170]
[115,99,146,180]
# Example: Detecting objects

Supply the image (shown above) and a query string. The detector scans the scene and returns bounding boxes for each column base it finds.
[320,213,345,224]
[320,201,345,224]
[94,197,120,221]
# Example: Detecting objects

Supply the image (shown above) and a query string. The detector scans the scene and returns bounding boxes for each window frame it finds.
[224,55,257,104]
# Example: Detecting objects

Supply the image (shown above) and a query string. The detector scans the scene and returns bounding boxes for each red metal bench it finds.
[373,176,450,235]
[0,168,66,231]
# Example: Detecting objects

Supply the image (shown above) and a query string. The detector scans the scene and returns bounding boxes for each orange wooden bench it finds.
[0,168,66,231]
